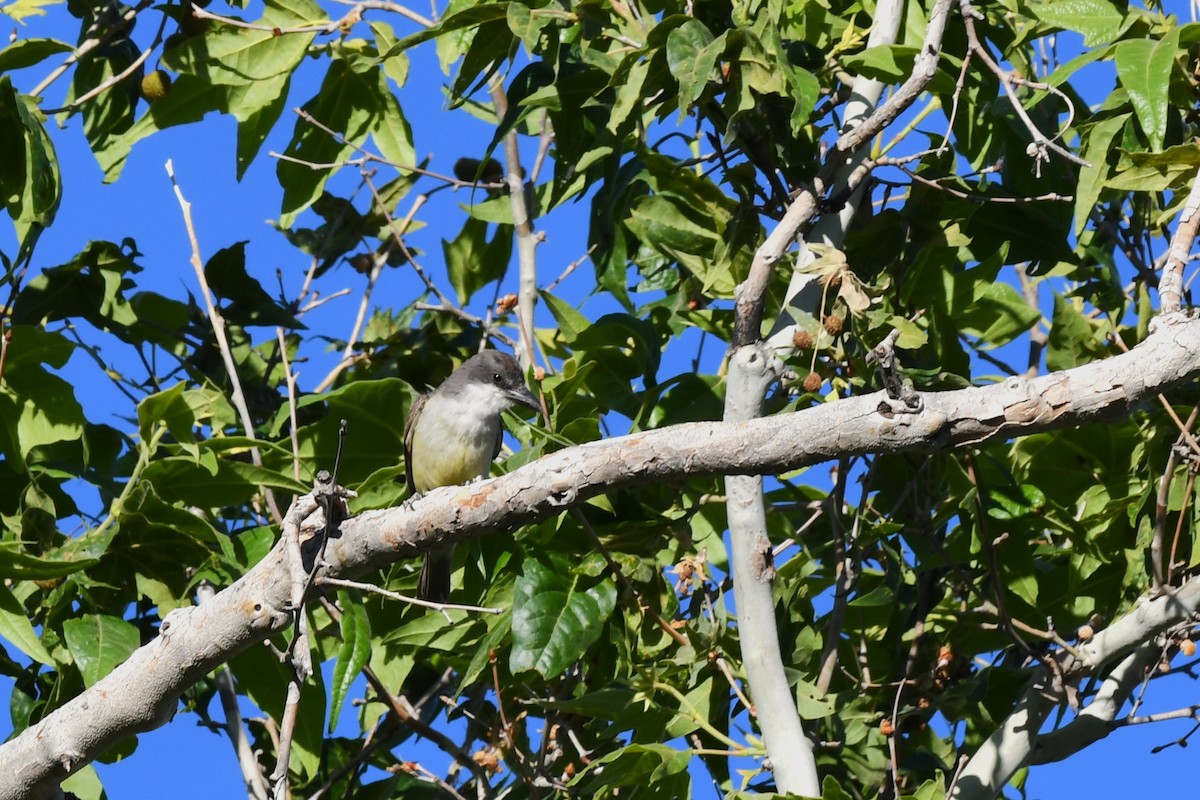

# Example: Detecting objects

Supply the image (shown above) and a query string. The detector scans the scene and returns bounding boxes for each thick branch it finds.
[1161,166,1200,315]
[724,346,820,796]
[3,313,1200,799]
[1028,641,1159,766]
[952,575,1200,800]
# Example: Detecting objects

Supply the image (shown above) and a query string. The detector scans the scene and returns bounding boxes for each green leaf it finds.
[10,241,142,336]
[0,38,71,72]
[627,195,717,266]
[370,21,409,88]
[510,556,617,678]
[153,455,309,507]
[94,75,227,181]
[62,615,139,686]
[1030,0,1128,47]
[540,291,590,345]
[842,45,920,81]
[3,324,73,369]
[460,612,512,690]
[848,585,894,607]
[574,744,690,797]
[162,0,322,86]
[295,377,412,485]
[371,75,415,168]
[0,0,62,22]
[821,775,855,800]
[665,20,720,114]
[137,382,195,450]
[60,765,103,800]
[443,217,511,304]
[1114,30,1178,151]
[6,366,85,452]
[1047,294,1101,371]
[0,582,53,663]
[329,590,371,731]
[0,76,59,256]
[227,71,292,179]
[1074,114,1128,235]
[278,59,381,226]
[1007,568,1039,606]
[956,281,1040,349]
[205,241,301,327]
[380,3,509,60]
[795,677,836,718]
[0,529,110,579]
[987,484,1048,520]
[67,36,137,150]
[1106,143,1200,192]
[117,479,226,561]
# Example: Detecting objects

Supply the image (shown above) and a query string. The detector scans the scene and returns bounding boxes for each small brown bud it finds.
[802,371,822,393]
[1077,624,1094,641]
[1181,639,1196,657]
[792,329,813,350]
[472,746,503,774]
[879,719,895,736]
[496,293,518,314]
[822,314,843,336]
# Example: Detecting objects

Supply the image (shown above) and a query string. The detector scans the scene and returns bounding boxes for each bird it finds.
[403,349,539,602]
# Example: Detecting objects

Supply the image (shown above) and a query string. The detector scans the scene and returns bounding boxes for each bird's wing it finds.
[403,392,429,495]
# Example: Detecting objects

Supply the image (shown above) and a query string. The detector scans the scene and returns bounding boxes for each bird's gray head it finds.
[441,350,539,414]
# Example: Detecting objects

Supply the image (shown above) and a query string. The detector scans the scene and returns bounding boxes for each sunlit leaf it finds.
[1114,30,1178,152]
[511,556,617,677]
[62,615,139,687]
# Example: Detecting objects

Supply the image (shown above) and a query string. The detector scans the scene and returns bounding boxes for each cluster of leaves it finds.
[1,0,1200,797]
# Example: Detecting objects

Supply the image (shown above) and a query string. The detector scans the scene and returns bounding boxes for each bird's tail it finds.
[418,545,454,603]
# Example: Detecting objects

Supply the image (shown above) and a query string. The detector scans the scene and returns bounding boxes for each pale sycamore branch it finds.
[3,313,1200,800]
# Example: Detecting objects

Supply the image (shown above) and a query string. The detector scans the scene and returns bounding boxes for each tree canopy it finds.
[2,0,1200,799]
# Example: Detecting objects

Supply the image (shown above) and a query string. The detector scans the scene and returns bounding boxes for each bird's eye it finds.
[493,372,503,383]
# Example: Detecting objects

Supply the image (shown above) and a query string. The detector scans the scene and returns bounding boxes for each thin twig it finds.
[545,245,596,292]
[192,3,349,34]
[30,0,153,98]
[276,328,303,484]
[317,576,505,614]
[41,9,167,115]
[959,0,1088,172]
[326,0,433,27]
[165,160,283,524]
[489,78,538,373]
